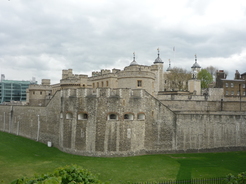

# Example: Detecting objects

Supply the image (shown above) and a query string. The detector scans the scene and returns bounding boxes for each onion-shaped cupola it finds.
[191,54,201,70]
[166,59,172,71]
[129,52,139,66]
[154,48,163,64]
[191,54,201,79]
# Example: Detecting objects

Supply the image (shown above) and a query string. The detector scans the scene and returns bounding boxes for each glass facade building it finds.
[0,79,37,104]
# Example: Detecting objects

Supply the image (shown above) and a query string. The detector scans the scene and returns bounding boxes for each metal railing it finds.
[132,177,225,184]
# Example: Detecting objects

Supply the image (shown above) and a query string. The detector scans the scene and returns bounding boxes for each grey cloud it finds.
[0,0,245,83]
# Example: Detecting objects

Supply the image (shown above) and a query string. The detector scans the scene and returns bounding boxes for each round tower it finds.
[152,48,164,92]
[118,53,155,94]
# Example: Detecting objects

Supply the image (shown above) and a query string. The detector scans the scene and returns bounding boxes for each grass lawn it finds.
[0,131,246,184]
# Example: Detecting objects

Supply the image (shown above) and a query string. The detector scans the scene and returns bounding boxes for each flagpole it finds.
[173,46,175,64]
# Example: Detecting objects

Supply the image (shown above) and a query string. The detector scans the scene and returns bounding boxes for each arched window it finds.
[108,113,118,120]
[66,112,73,119]
[78,113,88,120]
[137,113,145,120]
[124,113,134,120]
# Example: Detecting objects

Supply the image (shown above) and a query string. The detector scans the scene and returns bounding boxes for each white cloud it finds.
[0,0,245,84]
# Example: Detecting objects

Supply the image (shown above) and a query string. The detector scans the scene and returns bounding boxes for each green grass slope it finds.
[0,131,246,184]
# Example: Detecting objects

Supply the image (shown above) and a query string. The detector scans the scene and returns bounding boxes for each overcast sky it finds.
[0,0,246,84]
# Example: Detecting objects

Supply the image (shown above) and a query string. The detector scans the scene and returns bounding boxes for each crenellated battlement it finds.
[90,73,118,80]
[91,69,121,77]
[61,88,144,99]
[62,69,88,80]
[28,84,52,90]
[118,70,155,79]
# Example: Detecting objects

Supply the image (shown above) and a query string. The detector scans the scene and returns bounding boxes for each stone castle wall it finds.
[0,88,246,157]
[0,90,61,147]
[175,112,246,152]
[59,88,176,156]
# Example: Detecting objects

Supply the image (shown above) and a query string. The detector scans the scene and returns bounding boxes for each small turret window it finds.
[108,113,118,120]
[78,113,88,120]
[66,112,73,119]
[137,113,145,120]
[124,113,134,120]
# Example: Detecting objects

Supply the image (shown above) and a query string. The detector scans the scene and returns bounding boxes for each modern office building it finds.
[0,74,37,104]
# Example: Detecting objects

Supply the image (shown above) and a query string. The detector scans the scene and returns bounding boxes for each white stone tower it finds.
[188,54,201,95]
[153,48,164,92]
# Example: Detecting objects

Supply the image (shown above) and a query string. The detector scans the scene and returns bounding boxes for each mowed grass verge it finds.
[0,131,246,184]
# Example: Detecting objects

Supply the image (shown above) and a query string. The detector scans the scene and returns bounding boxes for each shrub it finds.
[224,171,246,184]
[11,165,105,184]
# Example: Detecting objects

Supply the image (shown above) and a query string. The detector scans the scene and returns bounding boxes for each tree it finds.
[197,69,213,88]
[11,165,104,184]
[165,67,191,91]
[204,66,218,81]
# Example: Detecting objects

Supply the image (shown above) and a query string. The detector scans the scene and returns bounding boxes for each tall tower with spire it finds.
[153,48,164,92]
[188,54,201,95]
[191,54,201,79]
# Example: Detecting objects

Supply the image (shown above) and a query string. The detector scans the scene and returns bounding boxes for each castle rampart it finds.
[0,88,246,157]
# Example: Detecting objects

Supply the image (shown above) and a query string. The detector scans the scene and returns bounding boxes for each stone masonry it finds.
[0,88,245,157]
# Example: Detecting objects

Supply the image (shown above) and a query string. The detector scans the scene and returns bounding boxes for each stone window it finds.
[106,81,109,87]
[137,80,142,87]
[137,113,145,120]
[237,91,240,96]
[97,82,99,88]
[60,113,63,119]
[78,113,88,120]
[101,81,104,87]
[231,91,234,95]
[225,83,228,87]
[243,91,246,96]
[243,84,245,88]
[66,112,73,119]
[93,83,95,88]
[124,113,134,120]
[231,83,234,87]
[226,91,228,95]
[40,91,42,95]
[33,91,35,94]
[108,113,118,120]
